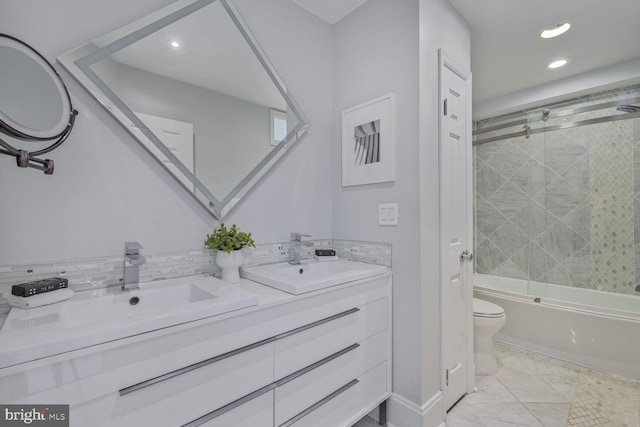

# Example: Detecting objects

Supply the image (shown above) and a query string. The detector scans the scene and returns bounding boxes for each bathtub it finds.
[474,274,640,380]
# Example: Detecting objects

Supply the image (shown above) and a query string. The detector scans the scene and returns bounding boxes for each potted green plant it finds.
[205,223,255,283]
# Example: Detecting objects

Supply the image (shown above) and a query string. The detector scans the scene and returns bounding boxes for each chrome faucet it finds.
[289,233,313,265]
[123,241,146,290]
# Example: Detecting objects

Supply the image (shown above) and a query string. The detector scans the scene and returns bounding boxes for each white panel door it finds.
[131,112,195,191]
[439,50,473,411]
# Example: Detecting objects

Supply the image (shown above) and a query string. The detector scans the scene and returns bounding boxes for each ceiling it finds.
[100,0,640,110]
[293,0,640,105]
[448,0,640,104]
[290,0,369,24]
[95,1,286,110]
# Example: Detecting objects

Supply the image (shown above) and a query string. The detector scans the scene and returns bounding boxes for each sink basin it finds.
[55,282,218,328]
[241,260,388,295]
[0,275,258,368]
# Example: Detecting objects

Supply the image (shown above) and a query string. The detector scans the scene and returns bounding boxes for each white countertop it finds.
[0,268,390,371]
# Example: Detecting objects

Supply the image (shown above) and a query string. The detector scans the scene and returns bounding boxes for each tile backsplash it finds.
[242,239,334,267]
[331,239,392,266]
[243,239,392,268]
[0,239,391,312]
[0,249,219,311]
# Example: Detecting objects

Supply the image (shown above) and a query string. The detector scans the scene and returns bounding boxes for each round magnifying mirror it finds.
[0,34,73,140]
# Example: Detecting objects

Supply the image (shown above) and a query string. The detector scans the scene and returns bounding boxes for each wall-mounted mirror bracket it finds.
[0,108,77,175]
[15,150,54,175]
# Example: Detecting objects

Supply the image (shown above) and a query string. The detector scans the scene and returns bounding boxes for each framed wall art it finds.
[341,93,395,187]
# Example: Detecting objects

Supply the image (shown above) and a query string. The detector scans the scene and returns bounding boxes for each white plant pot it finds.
[215,250,244,283]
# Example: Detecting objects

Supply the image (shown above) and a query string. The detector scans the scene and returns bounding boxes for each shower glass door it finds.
[526,86,640,306]
[473,83,640,313]
[527,106,591,300]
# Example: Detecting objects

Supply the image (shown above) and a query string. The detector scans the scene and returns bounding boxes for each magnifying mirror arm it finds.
[0,109,77,175]
[0,143,54,175]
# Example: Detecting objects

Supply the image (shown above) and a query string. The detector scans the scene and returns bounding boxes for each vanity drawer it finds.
[71,342,274,427]
[1,317,277,407]
[274,297,387,379]
[285,361,387,427]
[274,330,386,426]
[190,387,274,427]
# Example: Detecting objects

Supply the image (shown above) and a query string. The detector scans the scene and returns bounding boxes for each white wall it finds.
[333,0,470,419]
[0,0,333,264]
[333,0,422,405]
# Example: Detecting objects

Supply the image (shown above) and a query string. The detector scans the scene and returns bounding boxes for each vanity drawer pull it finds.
[275,343,360,386]
[119,308,359,396]
[182,383,276,427]
[278,379,359,427]
[119,336,276,396]
[275,307,360,340]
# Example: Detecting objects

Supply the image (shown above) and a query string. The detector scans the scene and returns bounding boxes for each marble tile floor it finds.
[447,342,640,427]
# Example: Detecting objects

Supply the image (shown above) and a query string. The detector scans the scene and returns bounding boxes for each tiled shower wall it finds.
[474,85,640,295]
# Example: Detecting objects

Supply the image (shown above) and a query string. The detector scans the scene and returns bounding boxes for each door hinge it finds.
[443,98,448,116]
[446,368,449,386]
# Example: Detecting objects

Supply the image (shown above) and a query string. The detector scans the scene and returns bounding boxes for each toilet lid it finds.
[473,298,504,318]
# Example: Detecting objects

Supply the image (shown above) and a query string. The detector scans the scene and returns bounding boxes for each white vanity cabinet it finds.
[273,298,389,427]
[0,274,391,427]
[73,342,275,426]
[195,389,274,427]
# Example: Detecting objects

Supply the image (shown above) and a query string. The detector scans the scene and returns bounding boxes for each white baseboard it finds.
[387,391,444,427]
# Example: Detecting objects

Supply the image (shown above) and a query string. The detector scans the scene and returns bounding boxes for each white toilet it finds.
[473,298,506,374]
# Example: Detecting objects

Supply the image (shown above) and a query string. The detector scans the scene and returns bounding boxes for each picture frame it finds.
[341,93,396,187]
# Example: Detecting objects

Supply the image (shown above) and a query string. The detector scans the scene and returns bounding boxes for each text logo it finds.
[1,405,68,426]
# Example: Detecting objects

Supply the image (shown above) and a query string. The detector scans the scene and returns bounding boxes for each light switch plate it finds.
[379,203,398,226]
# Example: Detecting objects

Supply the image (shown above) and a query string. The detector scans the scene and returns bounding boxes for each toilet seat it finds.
[473,298,505,318]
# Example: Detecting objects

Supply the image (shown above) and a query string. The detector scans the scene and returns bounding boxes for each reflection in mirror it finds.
[58,0,308,218]
[0,34,77,174]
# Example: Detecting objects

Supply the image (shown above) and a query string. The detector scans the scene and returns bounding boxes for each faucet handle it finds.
[291,232,312,242]
[125,241,143,255]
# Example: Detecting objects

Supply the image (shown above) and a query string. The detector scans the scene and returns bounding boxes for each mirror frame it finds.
[0,33,77,175]
[58,0,309,218]
[0,34,74,141]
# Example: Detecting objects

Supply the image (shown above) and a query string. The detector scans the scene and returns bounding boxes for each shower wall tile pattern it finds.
[589,120,635,293]
[474,85,640,295]
[474,129,592,287]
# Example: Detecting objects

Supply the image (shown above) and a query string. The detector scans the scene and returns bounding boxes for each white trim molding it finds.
[387,391,445,427]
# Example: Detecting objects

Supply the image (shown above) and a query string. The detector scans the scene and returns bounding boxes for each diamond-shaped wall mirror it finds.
[59,0,309,218]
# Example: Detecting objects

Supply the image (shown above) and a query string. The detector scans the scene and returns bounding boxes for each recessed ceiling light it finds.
[539,21,571,39]
[170,41,180,48]
[548,59,568,69]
